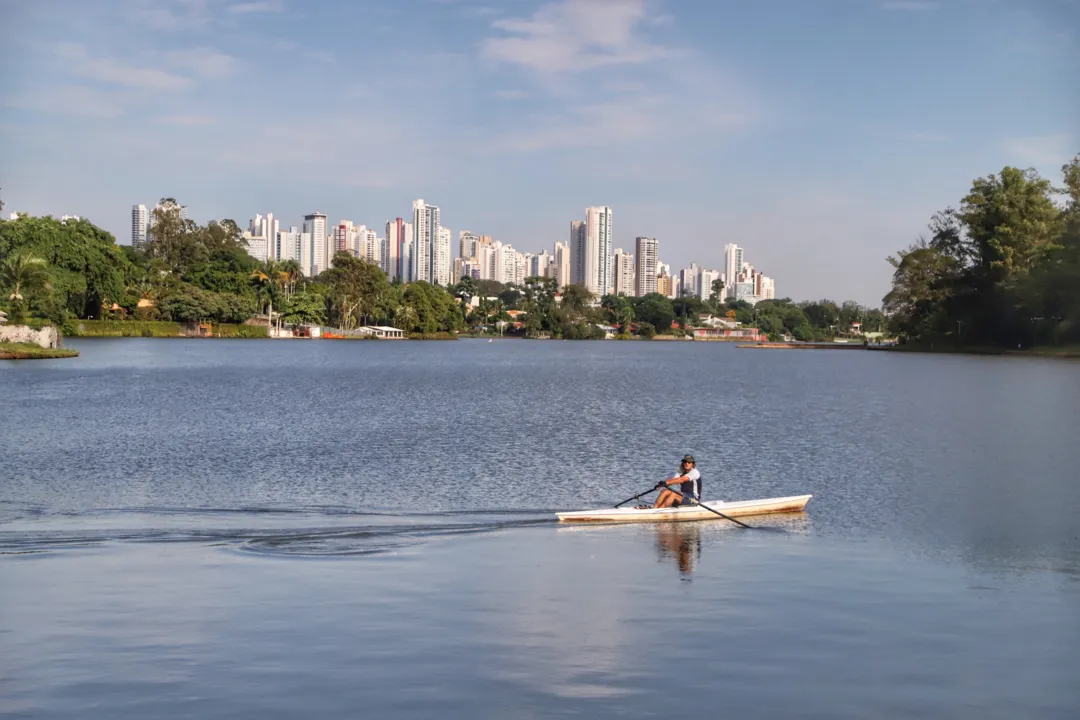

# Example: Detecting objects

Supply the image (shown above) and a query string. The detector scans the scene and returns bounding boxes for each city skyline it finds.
[197,198,778,304]
[2,0,1076,305]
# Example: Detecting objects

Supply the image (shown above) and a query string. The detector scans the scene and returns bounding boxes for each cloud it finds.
[52,43,193,91]
[165,47,241,78]
[1000,134,1076,169]
[156,114,217,125]
[228,0,283,13]
[479,0,669,73]
[880,1,937,9]
[494,89,529,100]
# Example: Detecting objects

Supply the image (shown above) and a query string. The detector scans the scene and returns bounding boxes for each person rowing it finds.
[644,455,701,509]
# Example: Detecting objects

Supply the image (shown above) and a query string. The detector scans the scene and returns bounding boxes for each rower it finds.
[651,455,701,508]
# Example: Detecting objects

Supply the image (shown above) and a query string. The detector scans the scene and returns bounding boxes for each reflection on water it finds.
[655,522,702,579]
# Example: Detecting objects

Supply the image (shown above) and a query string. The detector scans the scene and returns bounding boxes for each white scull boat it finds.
[555,494,812,523]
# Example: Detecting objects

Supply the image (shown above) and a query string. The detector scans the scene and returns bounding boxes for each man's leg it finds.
[654,489,678,508]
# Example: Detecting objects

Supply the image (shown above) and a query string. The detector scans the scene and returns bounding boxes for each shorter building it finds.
[358,325,405,339]
[691,327,765,342]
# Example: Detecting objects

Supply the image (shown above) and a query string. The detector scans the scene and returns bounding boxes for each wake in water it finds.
[0,502,557,557]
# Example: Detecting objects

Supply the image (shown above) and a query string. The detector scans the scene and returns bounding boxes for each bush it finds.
[635,322,657,339]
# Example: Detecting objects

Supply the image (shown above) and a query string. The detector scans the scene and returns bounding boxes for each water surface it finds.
[2,339,1078,718]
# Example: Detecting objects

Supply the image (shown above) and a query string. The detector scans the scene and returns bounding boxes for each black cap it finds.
[682,454,695,464]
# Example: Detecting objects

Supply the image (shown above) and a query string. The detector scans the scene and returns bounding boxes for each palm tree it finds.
[250,262,281,331]
[2,252,50,324]
[281,259,303,297]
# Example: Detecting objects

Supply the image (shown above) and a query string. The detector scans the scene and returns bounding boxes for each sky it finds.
[1,0,1077,305]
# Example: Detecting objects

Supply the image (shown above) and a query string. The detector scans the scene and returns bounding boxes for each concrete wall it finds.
[0,325,59,348]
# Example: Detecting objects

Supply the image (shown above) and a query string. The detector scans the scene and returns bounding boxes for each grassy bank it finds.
[0,342,79,359]
[72,320,267,338]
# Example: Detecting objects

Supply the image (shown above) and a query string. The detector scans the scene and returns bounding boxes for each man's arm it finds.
[661,474,688,487]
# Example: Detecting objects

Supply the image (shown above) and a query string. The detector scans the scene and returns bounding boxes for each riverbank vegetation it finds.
[0,342,79,359]
[884,154,1080,350]
[3,198,882,342]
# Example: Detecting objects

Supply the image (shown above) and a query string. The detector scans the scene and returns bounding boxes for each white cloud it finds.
[52,43,193,91]
[228,1,283,13]
[479,0,669,73]
[165,47,241,78]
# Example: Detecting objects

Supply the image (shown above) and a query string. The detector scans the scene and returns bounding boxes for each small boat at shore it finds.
[555,494,812,523]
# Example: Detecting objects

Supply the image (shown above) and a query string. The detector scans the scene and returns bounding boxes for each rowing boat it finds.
[555,494,812,523]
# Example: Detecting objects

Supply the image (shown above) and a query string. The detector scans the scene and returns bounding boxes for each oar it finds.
[613,485,662,508]
[665,486,754,529]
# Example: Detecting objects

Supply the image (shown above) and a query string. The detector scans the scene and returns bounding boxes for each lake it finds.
[1,338,1078,719]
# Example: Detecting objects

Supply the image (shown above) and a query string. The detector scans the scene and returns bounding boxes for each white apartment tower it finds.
[634,237,658,296]
[613,248,635,296]
[131,204,149,249]
[553,241,571,289]
[587,206,613,295]
[303,211,328,276]
[570,207,612,295]
[435,226,452,285]
[412,199,440,283]
[724,244,744,300]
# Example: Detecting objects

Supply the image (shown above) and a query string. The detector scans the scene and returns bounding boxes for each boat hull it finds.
[555,494,812,523]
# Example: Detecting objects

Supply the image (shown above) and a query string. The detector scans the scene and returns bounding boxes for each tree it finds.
[455,275,477,321]
[560,284,594,315]
[322,252,391,330]
[475,279,504,297]
[632,293,675,332]
[709,278,725,310]
[1,251,50,323]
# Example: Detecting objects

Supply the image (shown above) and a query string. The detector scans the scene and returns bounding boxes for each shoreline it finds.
[0,342,80,360]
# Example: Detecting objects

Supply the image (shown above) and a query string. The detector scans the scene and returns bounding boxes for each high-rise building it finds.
[477,240,497,281]
[459,231,479,262]
[530,249,553,279]
[131,204,149,249]
[435,226,451,285]
[385,218,404,280]
[585,206,613,296]
[411,199,440,283]
[553,241,571,288]
[634,237,658,296]
[494,242,517,284]
[401,222,414,282]
[613,248,635,296]
[724,244,743,299]
[759,275,775,300]
[303,211,328,276]
[569,220,586,287]
[276,227,301,264]
[679,264,701,299]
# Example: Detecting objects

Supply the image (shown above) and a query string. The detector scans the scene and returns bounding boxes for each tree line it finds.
[884,154,1080,349]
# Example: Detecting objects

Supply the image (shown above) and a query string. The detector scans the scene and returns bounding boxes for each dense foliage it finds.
[884,154,1080,348]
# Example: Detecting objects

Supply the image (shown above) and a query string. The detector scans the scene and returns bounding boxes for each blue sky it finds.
[1,0,1077,304]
